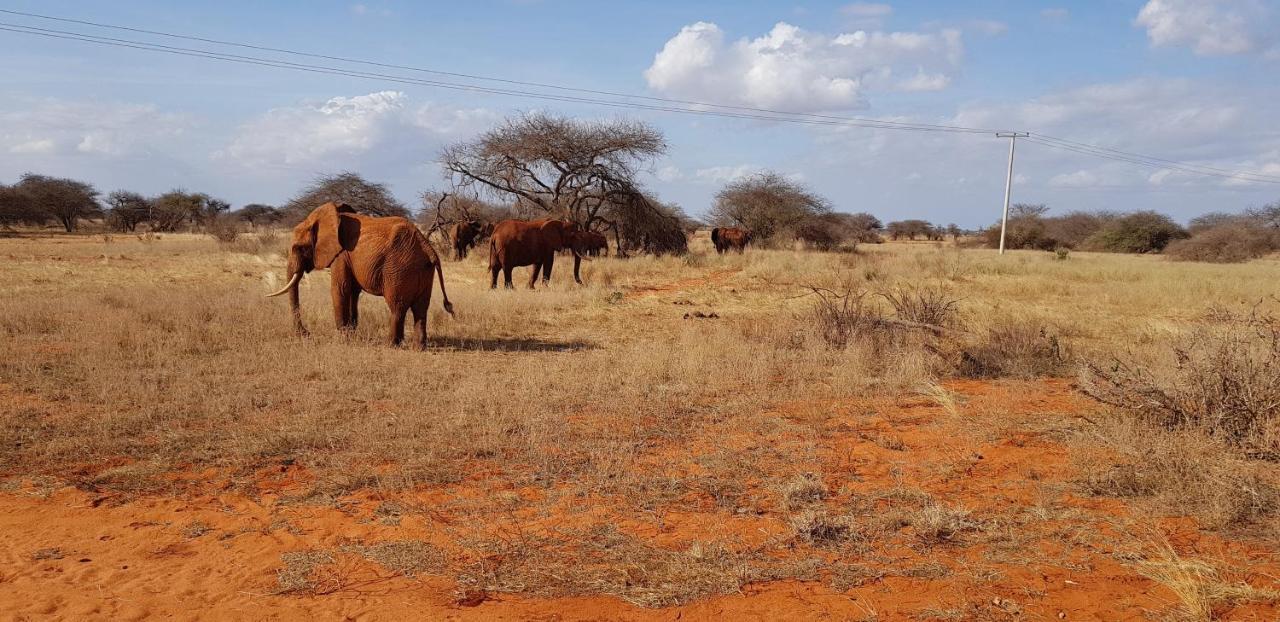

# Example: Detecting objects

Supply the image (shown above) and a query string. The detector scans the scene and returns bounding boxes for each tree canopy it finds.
[281,172,409,223]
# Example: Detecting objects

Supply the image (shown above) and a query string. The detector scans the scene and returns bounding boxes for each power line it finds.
[1,11,1278,185]
[0,22,997,135]
[1029,133,1280,183]
[1023,136,1280,184]
[0,7,999,135]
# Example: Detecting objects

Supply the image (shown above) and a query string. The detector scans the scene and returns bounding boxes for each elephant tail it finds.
[418,233,455,316]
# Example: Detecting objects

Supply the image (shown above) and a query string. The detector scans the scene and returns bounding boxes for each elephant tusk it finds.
[265,272,301,298]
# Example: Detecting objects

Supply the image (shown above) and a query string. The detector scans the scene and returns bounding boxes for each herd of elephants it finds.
[265,202,753,348]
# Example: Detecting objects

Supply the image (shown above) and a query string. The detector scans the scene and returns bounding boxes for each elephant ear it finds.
[310,202,359,269]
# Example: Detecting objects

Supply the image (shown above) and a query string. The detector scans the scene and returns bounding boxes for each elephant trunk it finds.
[268,250,310,336]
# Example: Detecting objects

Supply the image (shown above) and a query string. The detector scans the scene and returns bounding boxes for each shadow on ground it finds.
[431,336,596,352]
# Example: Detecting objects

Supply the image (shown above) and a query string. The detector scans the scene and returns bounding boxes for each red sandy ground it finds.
[3,379,1277,621]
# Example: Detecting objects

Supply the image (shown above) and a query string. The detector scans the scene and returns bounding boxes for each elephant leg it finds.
[490,263,500,289]
[543,254,554,284]
[388,302,408,347]
[348,289,361,328]
[503,265,514,289]
[528,262,542,289]
[331,271,355,331]
[410,298,429,351]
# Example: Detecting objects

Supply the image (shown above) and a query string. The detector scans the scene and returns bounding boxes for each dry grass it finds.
[1134,543,1280,621]
[3,232,1280,610]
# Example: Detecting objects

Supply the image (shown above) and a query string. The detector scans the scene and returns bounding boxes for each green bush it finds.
[1082,211,1187,253]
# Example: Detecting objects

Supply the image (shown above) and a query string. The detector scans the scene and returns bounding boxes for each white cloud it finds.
[1041,8,1069,21]
[1048,170,1099,188]
[644,21,963,112]
[0,98,191,159]
[1135,0,1274,56]
[350,4,368,15]
[897,69,950,92]
[217,91,495,167]
[655,165,684,182]
[694,165,761,183]
[9,139,55,155]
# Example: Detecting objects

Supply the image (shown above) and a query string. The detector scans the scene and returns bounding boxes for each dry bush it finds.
[880,283,959,327]
[219,230,282,256]
[788,510,858,547]
[777,472,828,511]
[1166,224,1280,264]
[275,550,338,594]
[960,318,1068,379]
[1079,419,1278,532]
[1080,308,1280,458]
[206,216,242,243]
[905,502,979,546]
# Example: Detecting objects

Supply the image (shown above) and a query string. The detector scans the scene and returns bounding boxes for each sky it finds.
[1,0,1278,227]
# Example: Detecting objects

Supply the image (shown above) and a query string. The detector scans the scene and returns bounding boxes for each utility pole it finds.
[996,132,1029,255]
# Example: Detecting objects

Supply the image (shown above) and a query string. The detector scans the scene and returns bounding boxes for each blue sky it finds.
[1,0,1278,226]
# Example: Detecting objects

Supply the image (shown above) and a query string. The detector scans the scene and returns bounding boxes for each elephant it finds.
[266,202,454,348]
[578,231,609,256]
[488,219,585,289]
[449,220,493,260]
[711,227,752,254]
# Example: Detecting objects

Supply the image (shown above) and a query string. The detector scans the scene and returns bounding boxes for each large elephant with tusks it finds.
[266,202,454,349]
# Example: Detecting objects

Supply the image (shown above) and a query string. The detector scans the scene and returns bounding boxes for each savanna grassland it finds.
[2,230,1279,621]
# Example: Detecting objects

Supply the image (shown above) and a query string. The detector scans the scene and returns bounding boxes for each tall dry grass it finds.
[2,232,1280,608]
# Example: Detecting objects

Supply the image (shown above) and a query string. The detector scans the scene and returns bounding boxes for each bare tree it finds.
[281,172,408,223]
[16,174,101,232]
[441,113,666,229]
[105,190,150,232]
[709,172,831,242]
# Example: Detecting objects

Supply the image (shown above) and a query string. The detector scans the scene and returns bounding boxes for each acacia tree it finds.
[886,219,936,241]
[16,174,101,232]
[441,113,667,230]
[0,184,41,229]
[238,204,282,227]
[149,190,203,232]
[709,172,831,242]
[105,190,151,232]
[281,172,408,223]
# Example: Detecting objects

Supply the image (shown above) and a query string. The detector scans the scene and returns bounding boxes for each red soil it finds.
[3,379,1278,621]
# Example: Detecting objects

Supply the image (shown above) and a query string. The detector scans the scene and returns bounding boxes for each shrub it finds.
[709,172,831,243]
[1166,224,1280,264]
[1082,211,1188,253]
[960,319,1068,379]
[207,215,242,243]
[1080,308,1280,458]
[880,284,959,327]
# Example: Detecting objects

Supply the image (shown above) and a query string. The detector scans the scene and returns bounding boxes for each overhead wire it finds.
[2,10,1278,185]
[0,22,1001,134]
[0,8,999,135]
